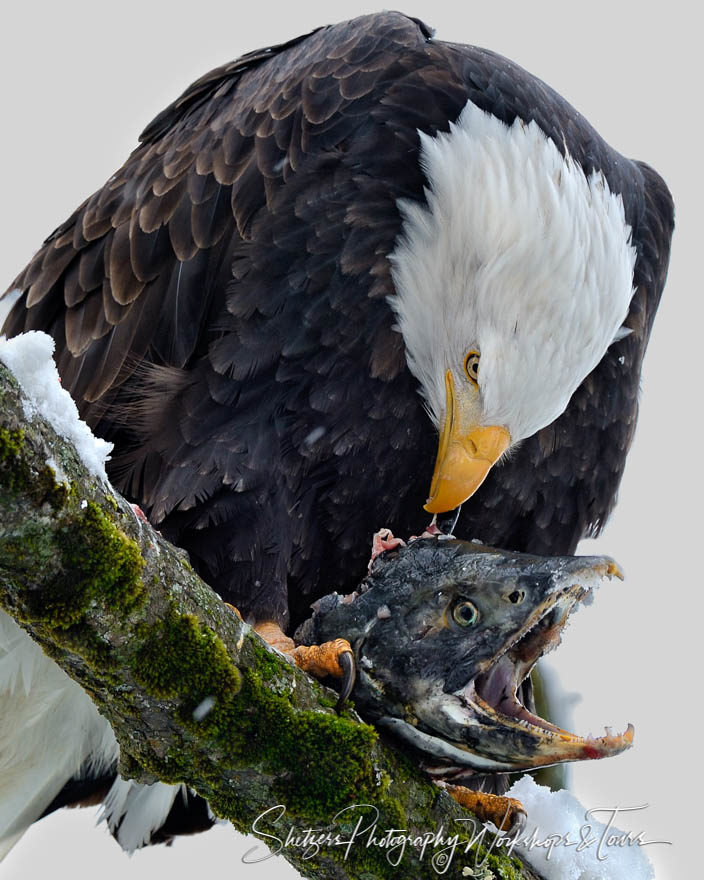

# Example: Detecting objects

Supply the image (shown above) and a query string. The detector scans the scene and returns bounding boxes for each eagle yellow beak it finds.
[424,371,511,514]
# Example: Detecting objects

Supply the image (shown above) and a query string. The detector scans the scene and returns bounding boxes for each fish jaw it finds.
[296,538,633,774]
[382,561,633,772]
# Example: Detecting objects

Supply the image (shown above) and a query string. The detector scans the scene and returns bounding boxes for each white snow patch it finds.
[0,331,112,480]
[502,775,656,879]
[44,455,68,486]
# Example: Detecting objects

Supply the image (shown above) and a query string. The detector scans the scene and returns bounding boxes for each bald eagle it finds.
[0,11,673,856]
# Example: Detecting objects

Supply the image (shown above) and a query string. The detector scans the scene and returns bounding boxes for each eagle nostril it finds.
[506,589,525,605]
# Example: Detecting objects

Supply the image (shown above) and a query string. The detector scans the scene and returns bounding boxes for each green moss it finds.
[131,606,385,818]
[25,500,145,629]
[1,423,144,632]
[0,425,23,464]
[58,623,118,673]
[246,633,289,683]
[1,520,58,575]
[117,750,148,782]
[133,608,242,703]
[0,427,68,509]
[240,667,378,815]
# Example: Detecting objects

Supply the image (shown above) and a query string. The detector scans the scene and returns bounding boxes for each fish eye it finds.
[452,600,479,627]
[464,350,480,387]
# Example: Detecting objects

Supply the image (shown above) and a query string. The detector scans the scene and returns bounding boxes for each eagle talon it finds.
[506,805,527,838]
[290,637,353,678]
[224,602,243,621]
[253,623,354,708]
[336,650,356,710]
[442,782,526,834]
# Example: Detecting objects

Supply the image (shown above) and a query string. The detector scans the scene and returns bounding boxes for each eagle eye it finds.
[464,351,480,386]
[452,600,479,627]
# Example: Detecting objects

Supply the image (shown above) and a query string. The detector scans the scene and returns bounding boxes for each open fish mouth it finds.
[461,565,633,765]
[296,538,635,775]
[378,556,634,773]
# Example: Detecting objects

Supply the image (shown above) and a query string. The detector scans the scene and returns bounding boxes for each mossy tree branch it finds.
[0,361,543,880]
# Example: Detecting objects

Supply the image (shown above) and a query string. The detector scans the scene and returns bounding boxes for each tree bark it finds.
[0,360,544,880]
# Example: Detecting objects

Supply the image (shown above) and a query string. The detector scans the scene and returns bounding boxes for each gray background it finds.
[1,1,700,878]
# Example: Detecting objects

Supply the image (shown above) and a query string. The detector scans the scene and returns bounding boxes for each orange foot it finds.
[442,783,526,834]
[225,608,355,709]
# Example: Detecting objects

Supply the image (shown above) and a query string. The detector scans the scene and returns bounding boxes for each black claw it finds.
[336,651,356,711]
[436,504,462,536]
[506,809,527,839]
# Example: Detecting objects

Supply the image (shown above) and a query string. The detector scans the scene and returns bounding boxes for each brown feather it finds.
[26,245,75,307]
[138,184,183,233]
[102,278,133,326]
[191,183,229,249]
[167,195,199,262]
[77,238,107,293]
[63,258,86,308]
[129,218,169,283]
[64,289,109,356]
[108,222,145,305]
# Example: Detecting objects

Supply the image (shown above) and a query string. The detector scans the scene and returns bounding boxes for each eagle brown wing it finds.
[2,13,433,409]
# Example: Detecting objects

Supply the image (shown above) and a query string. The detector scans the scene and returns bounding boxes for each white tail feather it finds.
[0,611,182,858]
[101,778,185,853]
[0,611,119,858]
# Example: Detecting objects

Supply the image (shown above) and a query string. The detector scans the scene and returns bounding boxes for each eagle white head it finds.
[388,100,636,513]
